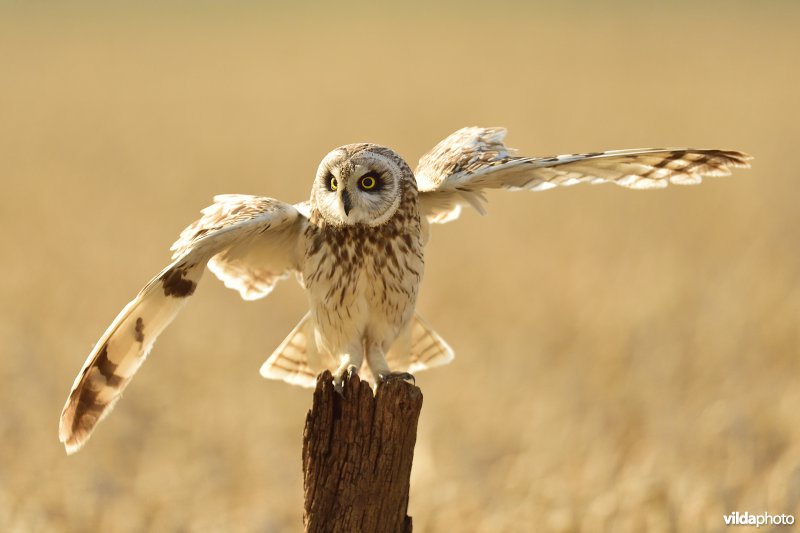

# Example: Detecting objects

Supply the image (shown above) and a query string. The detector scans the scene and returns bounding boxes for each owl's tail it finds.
[260,313,454,388]
[259,312,330,388]
[59,252,206,454]
[385,313,455,374]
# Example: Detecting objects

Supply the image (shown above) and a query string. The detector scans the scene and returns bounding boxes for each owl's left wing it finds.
[416,127,752,224]
[59,195,306,454]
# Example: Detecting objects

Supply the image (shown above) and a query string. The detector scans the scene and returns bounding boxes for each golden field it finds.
[1,3,798,531]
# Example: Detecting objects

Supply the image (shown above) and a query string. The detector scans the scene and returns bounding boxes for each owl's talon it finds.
[333,364,359,393]
[378,371,415,386]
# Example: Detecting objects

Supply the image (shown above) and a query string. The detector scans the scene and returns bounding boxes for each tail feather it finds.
[260,313,454,389]
[259,313,331,388]
[387,313,455,373]
[59,253,205,454]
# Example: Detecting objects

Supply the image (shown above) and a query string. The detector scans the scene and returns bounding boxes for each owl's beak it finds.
[341,190,353,216]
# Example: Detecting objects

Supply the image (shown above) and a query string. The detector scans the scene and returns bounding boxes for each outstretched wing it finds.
[172,195,309,300]
[59,195,306,454]
[416,127,752,224]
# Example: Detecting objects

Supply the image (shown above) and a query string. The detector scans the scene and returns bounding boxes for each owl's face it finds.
[312,144,406,227]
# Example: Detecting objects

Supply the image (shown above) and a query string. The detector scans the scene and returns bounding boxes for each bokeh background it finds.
[1,1,798,531]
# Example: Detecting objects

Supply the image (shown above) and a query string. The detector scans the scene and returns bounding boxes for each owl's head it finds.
[312,144,410,226]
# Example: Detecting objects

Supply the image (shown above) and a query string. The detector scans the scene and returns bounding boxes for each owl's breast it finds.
[301,209,424,351]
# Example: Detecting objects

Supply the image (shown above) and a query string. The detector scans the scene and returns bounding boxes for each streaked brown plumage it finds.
[59,127,751,453]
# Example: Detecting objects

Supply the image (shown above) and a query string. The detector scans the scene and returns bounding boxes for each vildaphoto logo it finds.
[723,512,795,527]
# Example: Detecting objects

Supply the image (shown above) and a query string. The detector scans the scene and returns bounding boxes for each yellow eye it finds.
[329,177,338,191]
[360,175,377,190]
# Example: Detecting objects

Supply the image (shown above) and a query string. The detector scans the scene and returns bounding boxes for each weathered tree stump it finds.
[302,370,423,533]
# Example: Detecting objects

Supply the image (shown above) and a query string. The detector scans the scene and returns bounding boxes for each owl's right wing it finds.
[415,127,752,224]
[172,195,311,300]
[59,195,307,454]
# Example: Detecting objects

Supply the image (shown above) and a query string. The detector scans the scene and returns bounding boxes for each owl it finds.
[59,127,751,453]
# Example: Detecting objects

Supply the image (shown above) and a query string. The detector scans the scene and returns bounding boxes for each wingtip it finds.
[739,151,754,167]
[59,395,100,455]
[62,439,83,455]
[720,149,753,167]
[59,424,85,455]
[59,413,82,455]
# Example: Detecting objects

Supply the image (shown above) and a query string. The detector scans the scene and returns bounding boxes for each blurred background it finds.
[1,1,798,531]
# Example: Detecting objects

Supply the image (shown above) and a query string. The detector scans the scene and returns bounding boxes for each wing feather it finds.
[59,196,306,453]
[416,127,752,224]
[172,195,307,300]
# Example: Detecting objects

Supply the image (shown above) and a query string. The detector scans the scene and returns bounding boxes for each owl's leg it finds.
[332,343,364,392]
[366,341,390,380]
[366,341,415,386]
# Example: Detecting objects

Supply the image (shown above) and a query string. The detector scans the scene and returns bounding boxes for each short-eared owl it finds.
[59,127,751,453]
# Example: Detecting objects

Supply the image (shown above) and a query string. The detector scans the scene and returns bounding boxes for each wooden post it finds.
[302,370,423,533]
